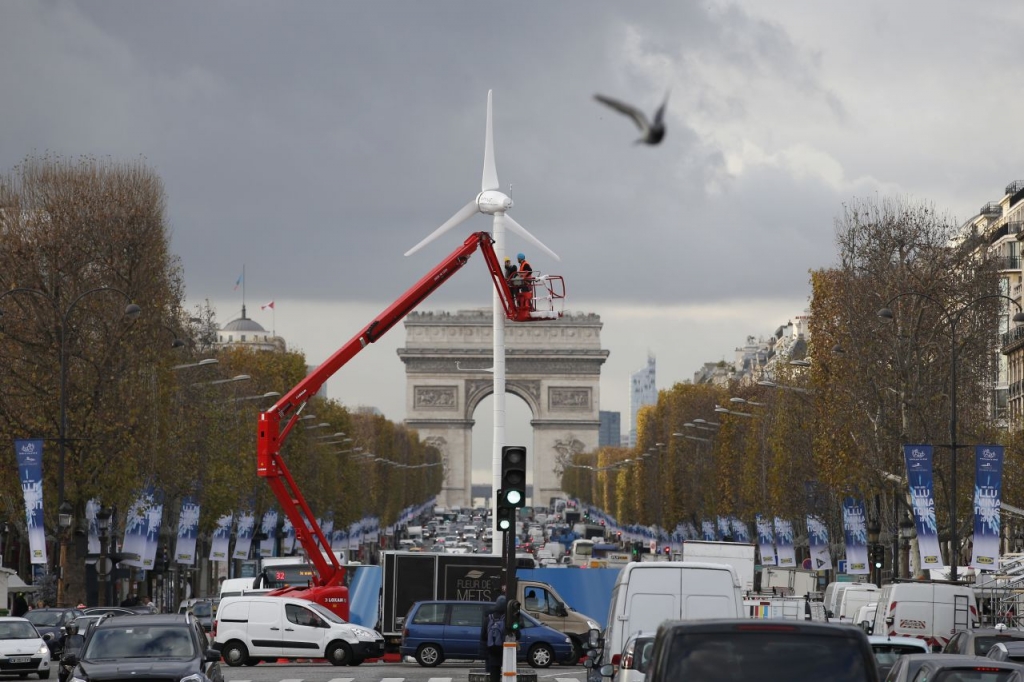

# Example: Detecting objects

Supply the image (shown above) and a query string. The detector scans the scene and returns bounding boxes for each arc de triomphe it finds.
[399,310,609,509]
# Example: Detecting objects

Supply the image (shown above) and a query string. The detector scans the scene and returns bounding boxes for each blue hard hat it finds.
[517,253,525,261]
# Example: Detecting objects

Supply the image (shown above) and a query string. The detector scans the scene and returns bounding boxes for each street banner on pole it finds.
[86,498,100,564]
[717,517,731,541]
[174,497,200,566]
[774,517,796,567]
[331,529,344,552]
[903,445,943,568]
[141,489,163,571]
[842,498,870,575]
[232,511,255,560]
[756,514,776,566]
[971,445,1003,570]
[701,520,716,541]
[259,510,278,558]
[731,518,751,543]
[807,515,833,571]
[121,490,151,568]
[320,516,334,539]
[209,514,233,562]
[15,439,47,565]
[282,518,296,555]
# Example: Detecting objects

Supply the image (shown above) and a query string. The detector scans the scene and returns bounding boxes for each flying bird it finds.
[593,91,669,145]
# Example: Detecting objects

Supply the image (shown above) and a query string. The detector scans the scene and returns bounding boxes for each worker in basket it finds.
[514,252,533,311]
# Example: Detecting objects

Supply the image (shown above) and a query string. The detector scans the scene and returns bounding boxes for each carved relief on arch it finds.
[463,379,541,415]
[424,436,449,483]
[553,434,587,475]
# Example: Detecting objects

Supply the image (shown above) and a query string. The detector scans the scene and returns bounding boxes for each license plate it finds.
[9,658,30,664]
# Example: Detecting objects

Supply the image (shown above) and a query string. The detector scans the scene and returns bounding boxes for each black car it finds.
[64,613,223,682]
[640,619,881,682]
[23,608,83,660]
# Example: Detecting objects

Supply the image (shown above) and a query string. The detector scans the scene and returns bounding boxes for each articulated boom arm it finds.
[256,231,521,586]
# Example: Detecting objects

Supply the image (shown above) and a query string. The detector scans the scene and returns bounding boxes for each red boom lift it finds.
[255,231,564,618]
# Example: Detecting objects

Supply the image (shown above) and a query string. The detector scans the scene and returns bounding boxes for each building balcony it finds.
[981,201,1003,217]
[1002,325,1024,354]
[994,255,1022,271]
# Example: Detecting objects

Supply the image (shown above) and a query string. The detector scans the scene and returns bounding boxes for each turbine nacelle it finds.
[477,190,513,215]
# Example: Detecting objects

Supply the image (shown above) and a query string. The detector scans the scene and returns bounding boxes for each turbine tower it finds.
[405,90,559,556]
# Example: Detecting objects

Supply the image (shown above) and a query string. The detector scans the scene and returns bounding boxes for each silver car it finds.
[609,631,656,682]
[885,653,1023,682]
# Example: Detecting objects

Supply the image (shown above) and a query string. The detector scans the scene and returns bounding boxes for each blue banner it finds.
[701,520,716,541]
[841,498,869,575]
[15,439,47,565]
[232,511,255,560]
[731,518,750,544]
[972,445,1003,571]
[259,510,278,558]
[717,517,731,541]
[122,490,152,568]
[209,514,233,562]
[175,497,200,565]
[141,488,163,571]
[86,499,100,565]
[904,444,943,568]
[282,518,296,555]
[774,517,796,567]
[756,514,776,566]
[807,515,833,571]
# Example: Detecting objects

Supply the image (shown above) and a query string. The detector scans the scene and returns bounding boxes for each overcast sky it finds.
[4,1,1024,483]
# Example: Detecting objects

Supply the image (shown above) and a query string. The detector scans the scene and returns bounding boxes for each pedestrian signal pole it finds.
[499,445,526,674]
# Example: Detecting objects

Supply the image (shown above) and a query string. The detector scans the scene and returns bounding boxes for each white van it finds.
[871,581,979,650]
[838,584,880,623]
[601,561,744,668]
[214,595,384,666]
[219,577,256,599]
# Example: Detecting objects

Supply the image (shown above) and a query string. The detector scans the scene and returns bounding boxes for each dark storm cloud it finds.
[0,0,837,311]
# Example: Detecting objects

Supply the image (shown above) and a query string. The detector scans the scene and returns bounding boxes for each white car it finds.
[611,631,655,682]
[0,616,52,679]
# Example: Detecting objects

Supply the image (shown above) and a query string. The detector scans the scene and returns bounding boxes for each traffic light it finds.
[500,446,527,509]
[506,599,522,639]
[663,546,671,557]
[496,505,514,532]
[631,542,641,561]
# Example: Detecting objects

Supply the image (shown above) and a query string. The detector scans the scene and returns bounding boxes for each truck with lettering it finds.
[379,551,598,658]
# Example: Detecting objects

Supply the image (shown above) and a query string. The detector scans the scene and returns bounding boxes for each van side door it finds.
[281,603,328,658]
[445,603,488,658]
[246,600,284,658]
[522,585,564,632]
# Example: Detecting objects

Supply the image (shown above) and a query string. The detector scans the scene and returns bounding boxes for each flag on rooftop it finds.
[261,300,275,311]
[233,272,243,291]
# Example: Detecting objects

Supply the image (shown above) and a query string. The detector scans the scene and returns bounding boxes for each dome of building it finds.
[221,317,267,333]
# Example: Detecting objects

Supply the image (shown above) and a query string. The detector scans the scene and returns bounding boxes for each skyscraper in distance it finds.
[629,353,656,447]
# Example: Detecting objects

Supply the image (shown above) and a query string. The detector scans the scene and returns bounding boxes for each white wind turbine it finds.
[405,90,559,557]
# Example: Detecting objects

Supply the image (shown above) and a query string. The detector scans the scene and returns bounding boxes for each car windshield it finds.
[308,602,346,625]
[191,602,212,618]
[84,625,196,659]
[0,622,39,639]
[24,611,61,627]
[665,631,871,682]
[932,670,1017,682]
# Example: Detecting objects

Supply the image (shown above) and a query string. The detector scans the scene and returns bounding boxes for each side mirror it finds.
[556,603,569,617]
[588,628,601,649]
[885,616,895,626]
[599,663,615,677]
[583,658,594,669]
[204,649,221,662]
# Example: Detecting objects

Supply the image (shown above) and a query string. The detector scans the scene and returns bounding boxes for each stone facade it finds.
[400,309,609,508]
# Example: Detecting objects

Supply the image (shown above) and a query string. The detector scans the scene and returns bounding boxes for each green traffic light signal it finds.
[506,599,522,638]
[500,446,527,509]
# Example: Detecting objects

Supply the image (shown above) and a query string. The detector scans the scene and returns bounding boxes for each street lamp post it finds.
[57,501,73,606]
[867,516,881,587]
[899,513,916,579]
[878,292,1024,582]
[96,506,112,607]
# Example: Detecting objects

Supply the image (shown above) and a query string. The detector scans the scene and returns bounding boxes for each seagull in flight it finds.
[593,91,669,145]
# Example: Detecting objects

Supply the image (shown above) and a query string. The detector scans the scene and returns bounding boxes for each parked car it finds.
[23,608,83,660]
[636,619,881,682]
[866,635,928,679]
[213,595,383,666]
[989,641,1024,664]
[63,613,222,682]
[884,653,993,682]
[400,600,575,668]
[944,626,1024,656]
[888,654,1024,682]
[0,616,52,679]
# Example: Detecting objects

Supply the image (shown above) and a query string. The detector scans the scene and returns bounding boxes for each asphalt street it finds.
[222,661,587,682]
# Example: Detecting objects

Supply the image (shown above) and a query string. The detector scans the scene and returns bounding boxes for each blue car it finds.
[400,600,575,668]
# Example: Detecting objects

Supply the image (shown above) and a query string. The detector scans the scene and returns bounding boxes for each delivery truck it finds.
[678,541,757,593]
[380,551,599,658]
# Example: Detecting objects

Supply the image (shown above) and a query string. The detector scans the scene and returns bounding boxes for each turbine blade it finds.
[503,212,560,262]
[404,199,479,256]
[482,90,499,191]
